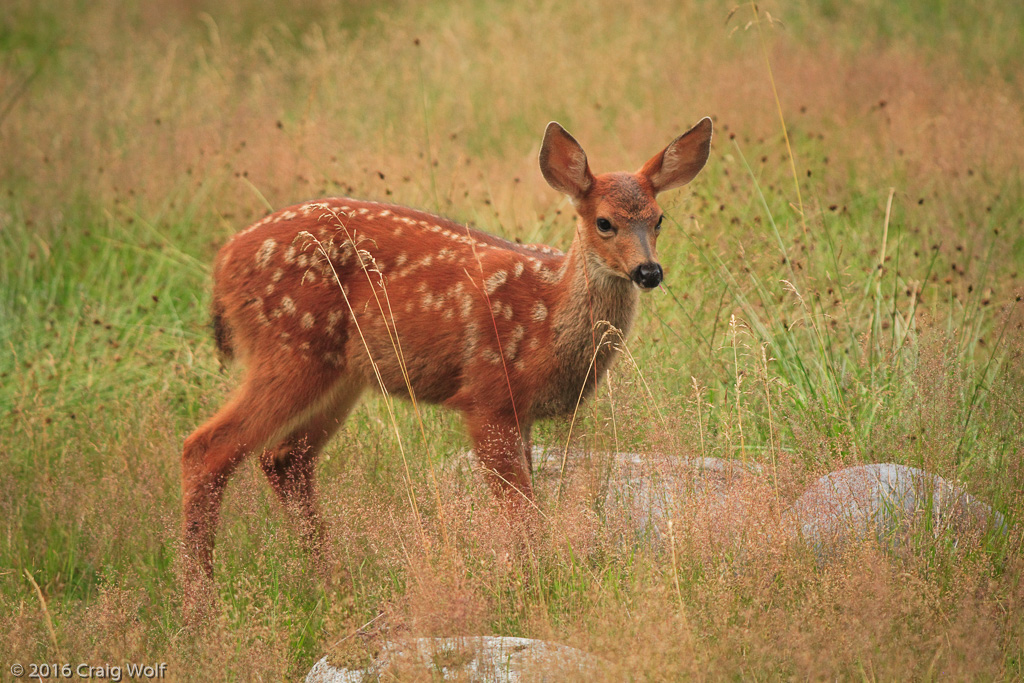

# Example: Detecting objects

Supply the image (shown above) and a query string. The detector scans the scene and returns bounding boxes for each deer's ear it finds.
[539,122,594,202]
[638,117,713,194]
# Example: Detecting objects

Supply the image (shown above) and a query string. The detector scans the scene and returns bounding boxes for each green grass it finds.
[2,0,1023,678]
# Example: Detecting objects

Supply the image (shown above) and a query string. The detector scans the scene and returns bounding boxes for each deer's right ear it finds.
[539,122,594,202]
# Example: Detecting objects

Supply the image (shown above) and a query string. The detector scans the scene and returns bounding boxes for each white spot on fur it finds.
[241,214,272,235]
[537,267,559,283]
[251,297,270,327]
[284,245,297,264]
[513,261,525,277]
[521,244,560,255]
[532,302,548,322]
[326,310,342,333]
[301,312,315,329]
[491,301,513,320]
[482,349,502,365]
[281,296,296,315]
[256,239,276,269]
[505,324,526,360]
[334,244,352,267]
[464,322,480,358]
[484,270,508,295]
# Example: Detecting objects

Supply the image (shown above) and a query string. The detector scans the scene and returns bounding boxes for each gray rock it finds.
[306,635,601,682]
[458,446,763,537]
[603,453,762,535]
[782,463,1006,555]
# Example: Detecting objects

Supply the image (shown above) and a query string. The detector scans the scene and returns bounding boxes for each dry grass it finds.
[2,0,1023,679]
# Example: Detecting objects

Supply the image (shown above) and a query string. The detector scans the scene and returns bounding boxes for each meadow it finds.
[2,0,1023,678]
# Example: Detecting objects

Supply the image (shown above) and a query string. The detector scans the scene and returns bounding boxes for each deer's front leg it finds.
[465,412,534,514]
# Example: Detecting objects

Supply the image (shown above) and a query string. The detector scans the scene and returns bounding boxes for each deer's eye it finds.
[655,215,664,233]
[596,218,614,234]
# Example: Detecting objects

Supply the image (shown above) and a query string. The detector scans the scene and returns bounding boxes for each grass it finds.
[2,0,1023,678]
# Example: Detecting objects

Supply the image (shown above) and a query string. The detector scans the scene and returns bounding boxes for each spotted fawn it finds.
[182,118,712,584]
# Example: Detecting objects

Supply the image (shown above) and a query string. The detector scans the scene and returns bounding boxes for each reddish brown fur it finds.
[181,119,712,593]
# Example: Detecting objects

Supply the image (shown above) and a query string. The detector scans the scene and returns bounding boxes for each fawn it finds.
[182,118,712,584]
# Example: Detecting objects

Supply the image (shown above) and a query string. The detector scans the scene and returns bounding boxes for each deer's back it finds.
[212,198,568,411]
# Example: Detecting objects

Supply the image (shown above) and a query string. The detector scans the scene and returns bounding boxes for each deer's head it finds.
[539,118,712,289]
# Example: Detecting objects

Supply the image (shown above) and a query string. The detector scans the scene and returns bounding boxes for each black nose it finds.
[631,262,663,289]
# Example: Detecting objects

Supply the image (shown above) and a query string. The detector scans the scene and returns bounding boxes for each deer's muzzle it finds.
[631,262,663,289]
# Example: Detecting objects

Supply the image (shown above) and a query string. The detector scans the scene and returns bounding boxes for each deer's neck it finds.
[539,238,639,416]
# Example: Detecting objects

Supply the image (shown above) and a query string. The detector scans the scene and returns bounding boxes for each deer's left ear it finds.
[638,117,713,194]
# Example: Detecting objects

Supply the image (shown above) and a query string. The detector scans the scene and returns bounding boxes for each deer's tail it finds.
[211,299,234,362]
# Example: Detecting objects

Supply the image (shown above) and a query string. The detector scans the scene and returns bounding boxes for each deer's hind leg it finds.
[181,360,350,585]
[258,378,364,565]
